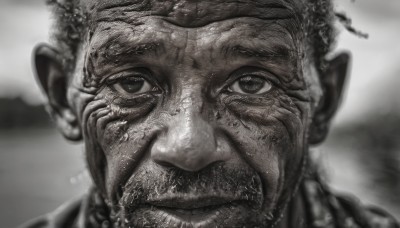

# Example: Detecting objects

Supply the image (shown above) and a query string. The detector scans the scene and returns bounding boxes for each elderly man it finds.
[23,0,398,227]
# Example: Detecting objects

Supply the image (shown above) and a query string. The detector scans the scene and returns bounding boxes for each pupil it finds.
[121,78,144,93]
[238,76,265,94]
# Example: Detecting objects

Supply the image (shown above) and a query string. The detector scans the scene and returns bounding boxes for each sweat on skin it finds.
[33,0,350,227]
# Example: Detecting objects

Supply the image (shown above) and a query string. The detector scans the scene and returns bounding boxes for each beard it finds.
[102,162,288,228]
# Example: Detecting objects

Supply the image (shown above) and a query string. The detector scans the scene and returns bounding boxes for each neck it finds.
[276,186,308,228]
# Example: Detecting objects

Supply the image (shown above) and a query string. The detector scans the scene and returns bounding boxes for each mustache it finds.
[117,163,264,210]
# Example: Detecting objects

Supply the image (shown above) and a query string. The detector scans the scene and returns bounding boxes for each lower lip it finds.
[149,203,238,226]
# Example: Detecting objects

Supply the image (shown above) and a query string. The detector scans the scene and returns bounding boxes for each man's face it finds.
[66,0,318,227]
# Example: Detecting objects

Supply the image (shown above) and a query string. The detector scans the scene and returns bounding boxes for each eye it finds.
[112,77,155,95]
[229,75,272,95]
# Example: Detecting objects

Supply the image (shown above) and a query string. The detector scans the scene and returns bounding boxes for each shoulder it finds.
[364,205,399,228]
[18,197,83,228]
[301,168,399,228]
[334,194,399,228]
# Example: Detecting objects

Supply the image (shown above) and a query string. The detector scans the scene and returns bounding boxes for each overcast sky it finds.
[0,0,399,125]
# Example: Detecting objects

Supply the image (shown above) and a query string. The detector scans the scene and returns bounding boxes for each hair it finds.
[45,0,339,76]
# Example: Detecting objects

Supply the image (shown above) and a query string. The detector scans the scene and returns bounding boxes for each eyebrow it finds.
[224,43,296,61]
[95,38,163,62]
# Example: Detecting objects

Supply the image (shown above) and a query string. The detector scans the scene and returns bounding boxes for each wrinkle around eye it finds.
[221,91,277,108]
[98,65,163,96]
[229,77,273,95]
[112,78,153,95]
[98,81,161,110]
[114,92,162,110]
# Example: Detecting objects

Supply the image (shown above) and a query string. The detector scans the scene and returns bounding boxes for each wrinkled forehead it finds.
[82,0,306,27]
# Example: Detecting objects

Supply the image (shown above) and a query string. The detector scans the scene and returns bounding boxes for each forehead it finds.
[82,0,306,27]
[80,0,310,86]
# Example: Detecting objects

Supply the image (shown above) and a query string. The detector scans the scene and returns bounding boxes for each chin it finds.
[127,204,256,227]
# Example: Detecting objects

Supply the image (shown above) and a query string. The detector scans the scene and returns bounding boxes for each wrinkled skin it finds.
[34,0,349,227]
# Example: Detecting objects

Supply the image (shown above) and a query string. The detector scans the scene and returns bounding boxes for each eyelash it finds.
[105,72,145,85]
[224,71,276,91]
[103,67,280,98]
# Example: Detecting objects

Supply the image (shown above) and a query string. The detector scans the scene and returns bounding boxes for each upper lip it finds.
[147,194,240,209]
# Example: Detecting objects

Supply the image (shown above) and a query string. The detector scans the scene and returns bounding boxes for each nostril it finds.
[155,157,225,172]
[154,160,176,169]
[202,160,224,170]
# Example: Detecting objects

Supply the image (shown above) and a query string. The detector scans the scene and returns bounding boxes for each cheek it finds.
[81,93,159,201]
[221,92,307,206]
[102,121,157,202]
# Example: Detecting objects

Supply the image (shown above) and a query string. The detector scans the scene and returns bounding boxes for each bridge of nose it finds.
[151,77,234,170]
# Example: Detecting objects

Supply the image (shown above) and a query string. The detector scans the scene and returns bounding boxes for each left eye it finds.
[112,77,153,95]
[229,76,272,95]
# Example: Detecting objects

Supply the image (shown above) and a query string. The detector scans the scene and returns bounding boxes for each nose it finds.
[151,111,228,172]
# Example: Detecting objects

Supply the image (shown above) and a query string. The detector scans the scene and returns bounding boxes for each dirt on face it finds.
[65,0,316,227]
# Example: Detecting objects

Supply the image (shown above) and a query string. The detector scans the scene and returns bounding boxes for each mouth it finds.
[140,195,249,226]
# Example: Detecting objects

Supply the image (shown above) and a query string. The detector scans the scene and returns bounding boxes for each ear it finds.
[33,43,82,141]
[309,52,351,145]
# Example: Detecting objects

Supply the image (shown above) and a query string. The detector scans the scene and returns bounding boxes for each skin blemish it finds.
[61,0,322,227]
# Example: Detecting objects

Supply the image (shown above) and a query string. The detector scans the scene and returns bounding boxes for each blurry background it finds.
[0,0,399,227]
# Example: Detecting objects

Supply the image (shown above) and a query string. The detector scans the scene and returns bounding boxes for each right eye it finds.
[109,68,160,96]
[113,77,154,95]
[229,75,272,95]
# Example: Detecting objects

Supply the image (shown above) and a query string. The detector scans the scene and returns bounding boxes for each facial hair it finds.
[104,163,284,228]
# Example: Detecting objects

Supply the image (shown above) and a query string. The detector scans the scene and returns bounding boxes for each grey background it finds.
[0,0,399,227]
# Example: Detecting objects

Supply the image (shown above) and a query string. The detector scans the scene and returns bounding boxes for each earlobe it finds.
[309,52,351,145]
[33,43,82,141]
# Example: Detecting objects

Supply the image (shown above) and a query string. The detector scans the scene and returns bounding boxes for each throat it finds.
[275,189,308,228]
